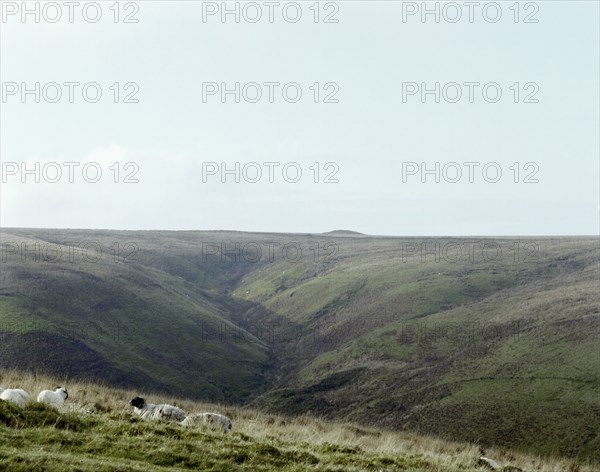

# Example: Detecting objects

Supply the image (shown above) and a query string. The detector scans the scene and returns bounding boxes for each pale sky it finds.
[1,1,598,235]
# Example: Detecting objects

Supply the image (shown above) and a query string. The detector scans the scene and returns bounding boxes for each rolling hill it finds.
[0,228,598,462]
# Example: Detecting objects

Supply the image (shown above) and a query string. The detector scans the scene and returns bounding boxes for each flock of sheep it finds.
[0,387,233,433]
[129,396,233,432]
[0,386,68,407]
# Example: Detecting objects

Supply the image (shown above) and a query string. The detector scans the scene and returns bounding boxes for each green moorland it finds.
[0,228,598,464]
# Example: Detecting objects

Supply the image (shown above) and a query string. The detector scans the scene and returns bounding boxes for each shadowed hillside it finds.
[0,230,270,401]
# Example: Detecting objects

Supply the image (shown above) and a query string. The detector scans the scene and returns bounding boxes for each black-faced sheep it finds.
[129,396,187,422]
[37,387,68,406]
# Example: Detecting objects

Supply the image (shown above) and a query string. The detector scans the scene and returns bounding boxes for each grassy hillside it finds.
[0,229,598,462]
[1,370,598,472]
[0,231,270,401]
[238,237,600,460]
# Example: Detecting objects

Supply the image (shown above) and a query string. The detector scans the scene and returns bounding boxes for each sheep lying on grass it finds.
[181,412,233,433]
[129,396,187,422]
[0,388,31,407]
[37,387,68,406]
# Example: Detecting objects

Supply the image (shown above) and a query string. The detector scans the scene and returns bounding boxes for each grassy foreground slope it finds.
[1,370,598,472]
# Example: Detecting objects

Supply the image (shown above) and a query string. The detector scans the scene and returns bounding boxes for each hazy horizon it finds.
[1,226,598,238]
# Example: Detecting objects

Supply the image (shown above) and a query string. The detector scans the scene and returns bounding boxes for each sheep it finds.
[129,396,187,422]
[37,387,68,406]
[180,412,233,433]
[0,388,31,407]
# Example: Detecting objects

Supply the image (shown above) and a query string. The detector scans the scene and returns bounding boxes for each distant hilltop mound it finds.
[322,230,365,236]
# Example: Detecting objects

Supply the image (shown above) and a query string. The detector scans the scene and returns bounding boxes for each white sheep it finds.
[129,396,187,422]
[0,388,31,407]
[180,412,233,433]
[37,387,68,406]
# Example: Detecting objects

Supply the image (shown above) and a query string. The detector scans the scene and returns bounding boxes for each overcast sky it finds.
[1,1,598,235]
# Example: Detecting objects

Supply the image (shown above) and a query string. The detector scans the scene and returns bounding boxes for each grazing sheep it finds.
[181,412,233,433]
[37,387,68,406]
[0,388,31,407]
[129,396,187,422]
